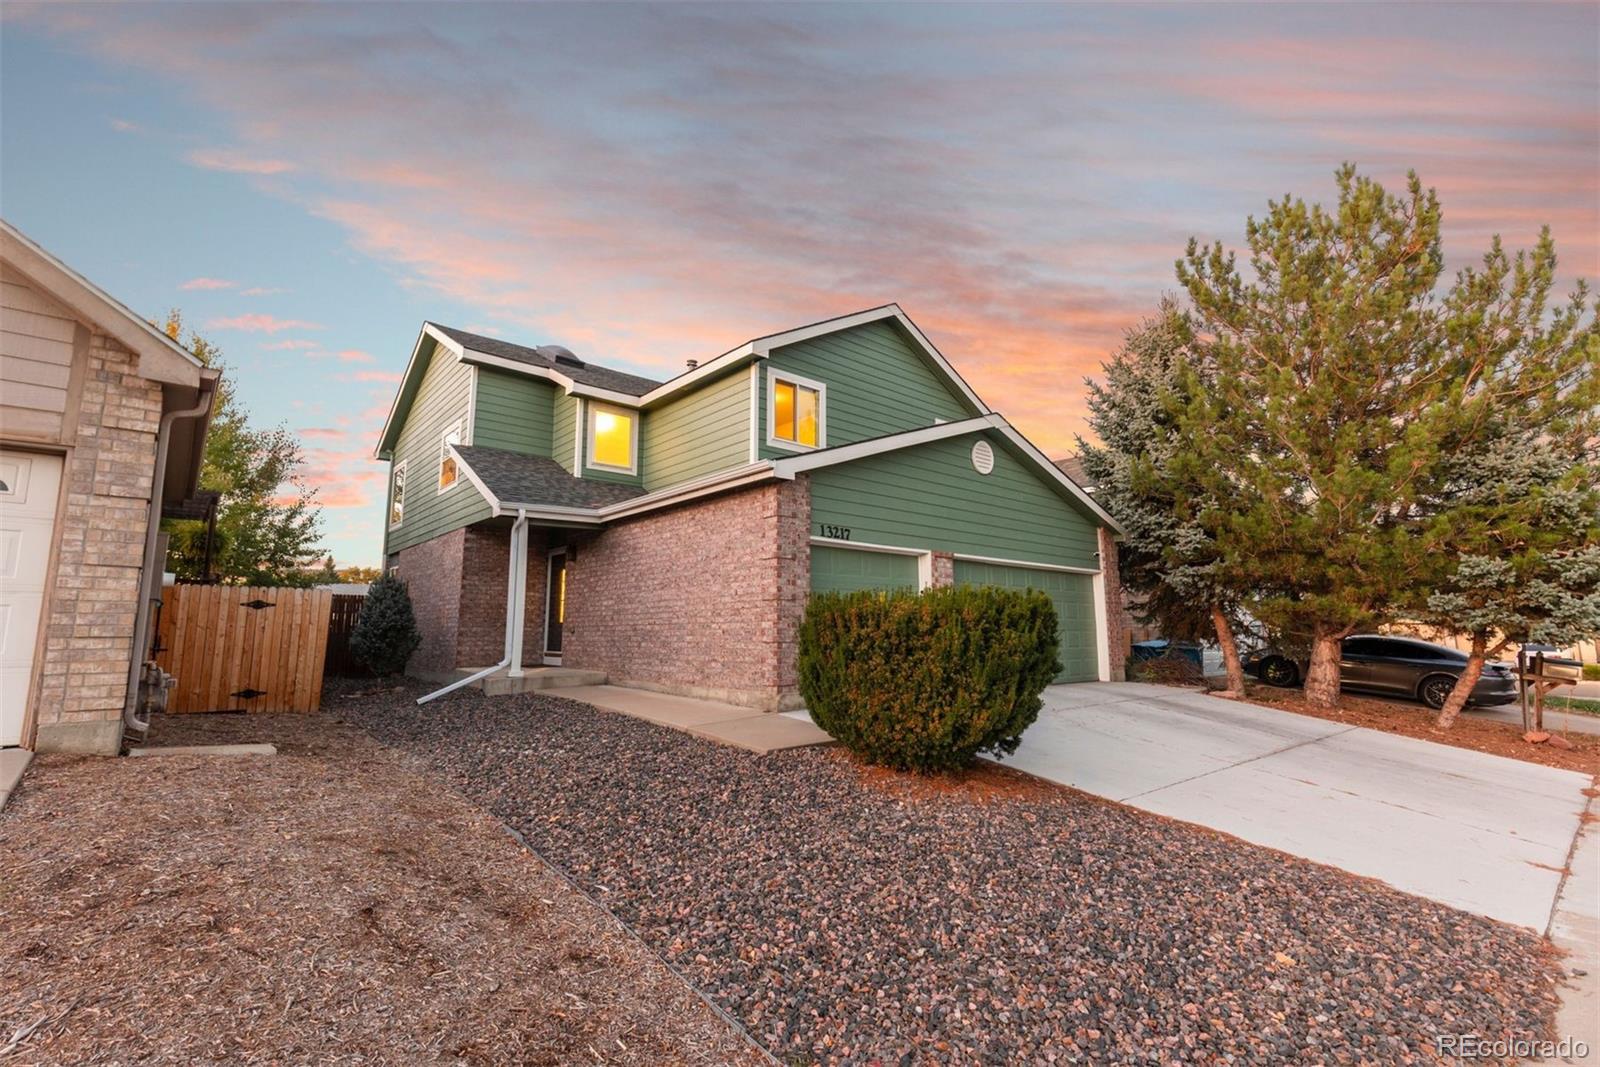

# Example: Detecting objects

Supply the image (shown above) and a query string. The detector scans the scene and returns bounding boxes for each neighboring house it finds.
[377,304,1125,710]
[0,220,219,754]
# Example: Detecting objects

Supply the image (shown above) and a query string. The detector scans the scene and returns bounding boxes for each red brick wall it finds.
[929,551,955,587]
[563,478,810,709]
[394,522,547,674]
[1098,527,1127,682]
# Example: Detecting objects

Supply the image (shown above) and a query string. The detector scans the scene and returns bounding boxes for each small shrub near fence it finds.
[798,585,1060,773]
[1585,663,1600,682]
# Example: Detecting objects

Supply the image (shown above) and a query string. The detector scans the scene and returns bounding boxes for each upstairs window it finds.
[586,402,637,473]
[768,369,825,451]
[389,461,407,527]
[438,421,463,491]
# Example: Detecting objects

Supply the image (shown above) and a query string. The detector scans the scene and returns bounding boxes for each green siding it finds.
[552,393,579,473]
[758,320,975,459]
[385,344,492,554]
[641,366,752,491]
[954,560,1098,682]
[807,431,1099,570]
[810,545,918,594]
[473,369,554,454]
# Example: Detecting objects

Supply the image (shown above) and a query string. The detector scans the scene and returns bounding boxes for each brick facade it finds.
[31,334,164,754]
[393,522,546,675]
[1097,527,1127,682]
[561,478,810,710]
[929,551,955,588]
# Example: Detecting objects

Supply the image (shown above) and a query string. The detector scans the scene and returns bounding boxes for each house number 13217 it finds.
[818,524,851,540]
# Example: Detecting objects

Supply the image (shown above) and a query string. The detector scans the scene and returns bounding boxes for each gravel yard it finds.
[341,682,1565,1065]
[0,711,765,1066]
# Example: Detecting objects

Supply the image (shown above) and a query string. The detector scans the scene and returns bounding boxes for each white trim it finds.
[542,547,568,664]
[376,328,435,459]
[770,416,991,475]
[446,444,503,513]
[506,516,530,678]
[572,396,584,471]
[436,419,465,494]
[387,459,408,529]
[808,535,926,557]
[459,346,645,407]
[950,551,1100,576]
[764,366,827,453]
[983,415,1125,534]
[1091,571,1112,682]
[584,399,639,475]
[465,365,478,445]
[916,553,934,591]
[747,362,760,463]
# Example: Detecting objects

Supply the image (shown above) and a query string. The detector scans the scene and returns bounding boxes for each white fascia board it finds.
[983,415,1126,535]
[455,343,649,408]
[1,219,203,387]
[950,551,1100,576]
[768,416,992,476]
[638,342,758,407]
[446,443,503,515]
[375,326,440,460]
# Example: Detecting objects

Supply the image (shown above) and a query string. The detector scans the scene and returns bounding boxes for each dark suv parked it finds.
[1244,635,1519,710]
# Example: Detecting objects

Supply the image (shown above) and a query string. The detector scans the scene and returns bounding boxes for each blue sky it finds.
[3,3,1595,566]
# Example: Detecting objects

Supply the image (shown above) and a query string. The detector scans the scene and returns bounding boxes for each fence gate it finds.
[154,585,334,713]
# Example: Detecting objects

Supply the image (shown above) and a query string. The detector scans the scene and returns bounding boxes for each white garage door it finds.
[0,450,62,746]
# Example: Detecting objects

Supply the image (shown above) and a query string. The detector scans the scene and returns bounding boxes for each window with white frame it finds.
[586,402,637,473]
[767,368,825,451]
[438,421,463,491]
[389,461,408,527]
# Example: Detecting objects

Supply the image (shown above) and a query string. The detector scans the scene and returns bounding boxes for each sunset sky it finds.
[3,2,1595,567]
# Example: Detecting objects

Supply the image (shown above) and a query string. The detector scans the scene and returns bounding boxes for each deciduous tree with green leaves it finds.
[160,312,324,586]
[1078,299,1250,693]
[1176,166,1472,708]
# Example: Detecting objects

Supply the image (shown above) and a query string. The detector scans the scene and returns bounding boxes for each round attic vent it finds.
[971,439,995,475]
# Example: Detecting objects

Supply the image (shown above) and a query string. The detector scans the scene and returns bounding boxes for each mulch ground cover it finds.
[1234,686,1600,777]
[340,680,1565,1065]
[0,711,767,1066]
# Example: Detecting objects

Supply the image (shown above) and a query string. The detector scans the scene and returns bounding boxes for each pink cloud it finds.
[261,338,320,350]
[336,348,376,364]
[241,286,287,297]
[208,313,323,333]
[109,117,139,133]
[341,369,402,384]
[186,148,297,175]
[180,276,236,291]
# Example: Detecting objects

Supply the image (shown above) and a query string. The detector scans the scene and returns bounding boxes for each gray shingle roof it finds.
[431,323,663,397]
[454,446,647,509]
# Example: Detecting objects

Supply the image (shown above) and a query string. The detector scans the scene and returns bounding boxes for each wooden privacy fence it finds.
[154,585,334,713]
[323,592,368,677]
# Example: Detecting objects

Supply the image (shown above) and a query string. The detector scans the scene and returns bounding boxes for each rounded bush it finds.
[350,573,422,676]
[798,585,1060,773]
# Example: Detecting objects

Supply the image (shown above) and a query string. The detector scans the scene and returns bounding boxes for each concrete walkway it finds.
[555,685,832,754]
[0,748,33,812]
[1006,682,1593,931]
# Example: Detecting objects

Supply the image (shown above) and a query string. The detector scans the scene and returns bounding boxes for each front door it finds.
[543,549,567,664]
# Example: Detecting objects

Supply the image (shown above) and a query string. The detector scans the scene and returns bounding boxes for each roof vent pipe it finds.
[686,359,698,370]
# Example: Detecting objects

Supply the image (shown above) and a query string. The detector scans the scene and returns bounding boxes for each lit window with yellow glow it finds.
[769,371,823,450]
[438,422,462,490]
[587,403,636,472]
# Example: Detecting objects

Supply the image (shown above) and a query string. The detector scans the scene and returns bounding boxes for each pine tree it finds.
[1078,299,1250,693]
[349,574,422,676]
[1176,166,1460,708]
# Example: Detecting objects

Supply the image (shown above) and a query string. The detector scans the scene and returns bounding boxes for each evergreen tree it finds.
[349,574,422,676]
[1078,299,1250,692]
[1176,167,1462,708]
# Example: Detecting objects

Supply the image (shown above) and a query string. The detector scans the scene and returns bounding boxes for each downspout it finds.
[417,509,528,705]
[123,379,217,738]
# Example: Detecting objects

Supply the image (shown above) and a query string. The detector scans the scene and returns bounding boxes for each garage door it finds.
[0,450,63,746]
[954,559,1098,682]
[810,544,918,595]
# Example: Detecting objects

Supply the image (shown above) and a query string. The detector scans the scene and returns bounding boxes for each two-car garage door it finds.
[807,545,1099,683]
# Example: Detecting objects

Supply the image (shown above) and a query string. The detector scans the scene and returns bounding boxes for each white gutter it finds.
[416,509,529,705]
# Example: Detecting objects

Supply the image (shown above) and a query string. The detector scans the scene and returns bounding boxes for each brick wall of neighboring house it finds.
[31,333,163,754]
[394,522,546,675]
[929,551,955,588]
[563,477,811,710]
[1097,527,1128,682]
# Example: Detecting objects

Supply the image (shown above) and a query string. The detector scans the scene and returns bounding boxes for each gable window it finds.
[438,421,463,491]
[767,368,825,451]
[586,402,637,473]
[389,461,407,527]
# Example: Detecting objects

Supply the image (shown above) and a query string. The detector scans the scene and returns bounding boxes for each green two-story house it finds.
[376,304,1125,709]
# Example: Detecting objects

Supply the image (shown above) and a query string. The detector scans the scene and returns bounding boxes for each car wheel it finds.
[1419,674,1456,711]
[1258,655,1299,687]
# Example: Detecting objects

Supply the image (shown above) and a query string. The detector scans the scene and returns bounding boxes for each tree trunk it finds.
[1210,604,1247,695]
[1435,633,1487,729]
[1303,632,1343,709]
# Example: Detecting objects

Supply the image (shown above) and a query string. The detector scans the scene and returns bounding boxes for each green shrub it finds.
[350,574,422,676]
[798,585,1060,773]
[1584,663,1600,682]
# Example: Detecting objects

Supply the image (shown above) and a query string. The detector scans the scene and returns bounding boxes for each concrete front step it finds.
[455,666,608,696]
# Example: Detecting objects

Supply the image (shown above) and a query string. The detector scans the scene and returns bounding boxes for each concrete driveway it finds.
[1007,682,1593,930]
